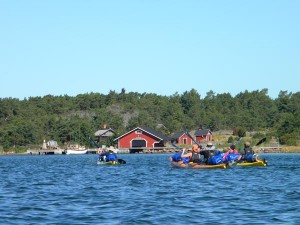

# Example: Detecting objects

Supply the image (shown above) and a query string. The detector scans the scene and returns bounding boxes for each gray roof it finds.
[171,131,185,140]
[194,129,211,136]
[140,126,170,141]
[95,128,115,137]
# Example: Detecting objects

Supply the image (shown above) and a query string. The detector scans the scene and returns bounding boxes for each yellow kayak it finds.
[97,161,119,165]
[235,160,267,167]
[171,161,227,169]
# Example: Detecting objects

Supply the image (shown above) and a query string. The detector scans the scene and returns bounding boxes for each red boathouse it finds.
[114,127,170,153]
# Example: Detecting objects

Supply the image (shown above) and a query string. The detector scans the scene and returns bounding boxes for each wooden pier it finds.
[26,147,179,155]
[260,147,282,153]
[27,149,65,155]
[26,148,99,155]
[260,140,281,153]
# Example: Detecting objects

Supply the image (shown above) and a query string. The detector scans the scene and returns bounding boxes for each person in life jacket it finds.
[229,145,239,154]
[223,145,241,163]
[106,146,118,162]
[181,145,201,164]
[240,141,255,162]
[201,142,216,164]
[97,148,107,161]
[222,147,230,162]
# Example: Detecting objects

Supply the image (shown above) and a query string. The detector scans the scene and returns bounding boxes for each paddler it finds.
[240,141,255,162]
[181,144,201,164]
[97,147,108,162]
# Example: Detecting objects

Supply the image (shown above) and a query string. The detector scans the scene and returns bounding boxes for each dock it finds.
[260,140,281,153]
[260,147,282,153]
[26,147,179,155]
[26,148,99,155]
[27,149,65,155]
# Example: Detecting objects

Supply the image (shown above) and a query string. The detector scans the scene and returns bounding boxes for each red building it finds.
[114,127,170,150]
[194,129,213,142]
[171,131,193,145]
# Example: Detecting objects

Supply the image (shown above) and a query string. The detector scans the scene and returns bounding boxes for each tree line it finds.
[0,88,299,152]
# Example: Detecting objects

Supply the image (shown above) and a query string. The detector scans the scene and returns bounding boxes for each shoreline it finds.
[1,150,300,156]
[1,146,300,156]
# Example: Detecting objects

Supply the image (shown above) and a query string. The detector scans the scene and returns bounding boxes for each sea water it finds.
[0,153,299,224]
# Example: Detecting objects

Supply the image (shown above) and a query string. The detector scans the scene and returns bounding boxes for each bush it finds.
[227,136,234,143]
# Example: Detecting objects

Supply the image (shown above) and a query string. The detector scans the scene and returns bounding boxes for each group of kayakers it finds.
[97,141,258,166]
[171,141,257,165]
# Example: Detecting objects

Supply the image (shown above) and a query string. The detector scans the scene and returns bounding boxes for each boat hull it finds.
[97,161,120,165]
[235,160,267,167]
[65,149,87,155]
[171,161,227,169]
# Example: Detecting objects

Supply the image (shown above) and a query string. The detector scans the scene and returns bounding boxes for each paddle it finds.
[233,136,243,145]
[118,159,126,164]
[253,137,267,148]
[184,128,203,150]
[169,141,185,158]
[169,141,182,151]
[252,137,267,162]
[82,129,100,148]
[233,131,246,145]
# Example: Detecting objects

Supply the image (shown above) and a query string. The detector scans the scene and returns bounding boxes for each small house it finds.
[170,131,193,145]
[194,129,213,142]
[94,128,116,145]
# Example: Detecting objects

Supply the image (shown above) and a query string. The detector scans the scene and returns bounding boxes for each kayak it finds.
[171,161,227,169]
[97,160,120,165]
[235,160,267,167]
[97,158,126,165]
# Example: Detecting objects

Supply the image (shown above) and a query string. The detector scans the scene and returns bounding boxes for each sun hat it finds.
[107,146,118,153]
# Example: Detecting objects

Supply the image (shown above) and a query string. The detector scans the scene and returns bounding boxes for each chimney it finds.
[103,124,107,129]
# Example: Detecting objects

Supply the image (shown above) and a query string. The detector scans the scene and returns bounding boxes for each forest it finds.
[0,88,299,152]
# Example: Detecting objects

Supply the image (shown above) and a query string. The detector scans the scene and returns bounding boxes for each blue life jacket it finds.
[243,148,254,158]
[182,157,190,164]
[171,153,182,162]
[225,153,240,162]
[208,155,223,165]
[214,150,221,155]
[246,154,255,162]
[107,153,117,162]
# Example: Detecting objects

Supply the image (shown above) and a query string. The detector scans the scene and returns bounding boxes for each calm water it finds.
[0,153,299,225]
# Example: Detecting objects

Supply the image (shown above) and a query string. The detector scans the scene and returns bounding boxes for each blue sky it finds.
[1,0,299,100]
